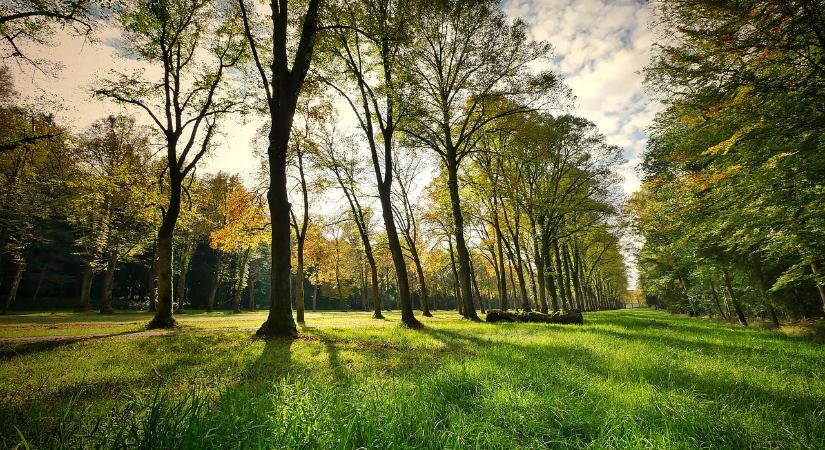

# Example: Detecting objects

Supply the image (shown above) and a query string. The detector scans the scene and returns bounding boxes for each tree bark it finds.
[448,235,462,314]
[541,230,560,311]
[378,182,419,327]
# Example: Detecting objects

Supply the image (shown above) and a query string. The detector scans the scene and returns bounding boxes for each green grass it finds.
[1,309,823,449]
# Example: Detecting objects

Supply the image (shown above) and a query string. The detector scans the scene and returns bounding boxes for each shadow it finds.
[0,330,161,359]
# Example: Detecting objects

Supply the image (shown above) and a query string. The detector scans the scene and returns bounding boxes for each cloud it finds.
[505,0,660,287]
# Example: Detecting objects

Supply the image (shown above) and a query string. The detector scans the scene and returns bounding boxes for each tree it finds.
[0,70,65,314]
[66,115,155,313]
[316,127,384,319]
[95,0,245,328]
[210,176,267,313]
[0,0,101,72]
[402,0,566,320]
[237,0,323,337]
[392,146,431,316]
[321,0,421,327]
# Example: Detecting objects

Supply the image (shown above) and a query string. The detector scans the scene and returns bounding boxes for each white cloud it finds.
[505,0,661,287]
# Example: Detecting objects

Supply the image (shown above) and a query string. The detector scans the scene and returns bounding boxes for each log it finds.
[485,309,583,325]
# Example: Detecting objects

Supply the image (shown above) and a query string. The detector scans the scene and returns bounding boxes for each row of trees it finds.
[631,0,825,324]
[1,0,630,334]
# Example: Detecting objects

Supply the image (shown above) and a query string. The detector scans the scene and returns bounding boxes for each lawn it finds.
[1,309,823,449]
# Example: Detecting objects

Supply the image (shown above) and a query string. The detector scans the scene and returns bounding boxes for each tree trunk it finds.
[248,265,255,310]
[541,231,560,311]
[312,283,318,312]
[76,262,94,312]
[470,258,485,314]
[709,279,729,321]
[409,243,431,317]
[99,252,116,313]
[2,261,24,315]
[378,182,419,327]
[561,243,576,310]
[495,215,508,310]
[148,171,182,329]
[207,253,223,312]
[552,237,568,309]
[295,241,306,322]
[752,260,780,327]
[367,254,382,318]
[722,268,748,326]
[531,227,547,313]
[448,235,462,314]
[812,260,825,314]
[232,248,251,313]
[258,119,298,337]
[445,156,479,321]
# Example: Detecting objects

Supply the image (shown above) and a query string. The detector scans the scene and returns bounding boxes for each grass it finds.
[0,309,823,449]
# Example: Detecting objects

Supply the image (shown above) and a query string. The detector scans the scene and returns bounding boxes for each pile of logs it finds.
[485,309,584,325]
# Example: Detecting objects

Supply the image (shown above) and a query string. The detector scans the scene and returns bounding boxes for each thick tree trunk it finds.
[295,241,306,323]
[258,117,297,337]
[722,268,748,326]
[99,252,116,313]
[148,168,182,329]
[541,232,560,311]
[2,261,24,315]
[76,262,94,312]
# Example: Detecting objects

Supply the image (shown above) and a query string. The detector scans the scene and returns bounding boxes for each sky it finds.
[9,0,659,287]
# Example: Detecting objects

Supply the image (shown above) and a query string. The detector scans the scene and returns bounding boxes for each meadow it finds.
[1,309,823,449]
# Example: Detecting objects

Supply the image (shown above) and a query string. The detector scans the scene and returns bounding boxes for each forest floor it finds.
[1,308,823,449]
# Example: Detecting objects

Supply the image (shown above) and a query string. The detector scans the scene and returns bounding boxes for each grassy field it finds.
[1,309,823,449]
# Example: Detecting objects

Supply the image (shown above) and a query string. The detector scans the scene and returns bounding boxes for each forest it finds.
[1,0,824,448]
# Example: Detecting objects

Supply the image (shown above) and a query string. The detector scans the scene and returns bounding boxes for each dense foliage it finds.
[632,0,825,322]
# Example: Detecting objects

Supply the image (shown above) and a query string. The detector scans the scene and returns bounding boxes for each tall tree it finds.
[96,0,245,328]
[237,0,323,337]
[402,0,565,319]
[321,0,421,327]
